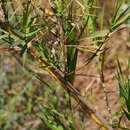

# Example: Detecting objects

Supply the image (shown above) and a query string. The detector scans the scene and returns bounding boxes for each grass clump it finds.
[0,0,130,129]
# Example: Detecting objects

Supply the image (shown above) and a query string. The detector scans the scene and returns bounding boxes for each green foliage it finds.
[109,0,130,32]
[116,58,130,120]
[0,0,130,129]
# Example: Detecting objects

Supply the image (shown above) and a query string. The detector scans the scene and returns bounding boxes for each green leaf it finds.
[111,111,123,119]
[112,0,125,24]
[126,98,130,113]
[22,48,27,66]
[111,12,130,31]
[0,34,9,39]
[25,29,41,37]
[123,108,130,120]
[126,59,130,81]
[117,58,123,76]
[100,7,104,30]
[115,6,130,23]
[120,97,125,107]
[39,117,59,130]
[81,30,109,40]
[23,0,31,33]
[110,123,130,130]
[88,17,95,34]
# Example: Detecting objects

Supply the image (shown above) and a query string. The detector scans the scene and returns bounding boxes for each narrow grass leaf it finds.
[0,34,9,39]
[80,30,109,40]
[112,0,125,24]
[115,6,130,23]
[100,7,104,30]
[117,58,123,76]
[23,0,31,30]
[111,12,130,31]
[123,108,130,120]
[39,117,59,130]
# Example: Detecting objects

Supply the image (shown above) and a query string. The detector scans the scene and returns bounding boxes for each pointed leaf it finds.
[123,108,130,120]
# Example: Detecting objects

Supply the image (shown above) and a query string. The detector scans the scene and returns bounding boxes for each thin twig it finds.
[0,19,113,130]
[66,26,127,76]
[99,50,112,122]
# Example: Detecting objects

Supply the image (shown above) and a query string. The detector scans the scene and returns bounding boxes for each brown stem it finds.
[0,19,113,130]
[28,42,113,130]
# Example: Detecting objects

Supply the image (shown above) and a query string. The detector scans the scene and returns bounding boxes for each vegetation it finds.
[0,0,129,129]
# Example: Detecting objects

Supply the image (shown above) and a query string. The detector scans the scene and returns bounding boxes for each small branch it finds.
[0,19,113,130]
[100,49,112,118]
[67,26,127,76]
[28,42,113,130]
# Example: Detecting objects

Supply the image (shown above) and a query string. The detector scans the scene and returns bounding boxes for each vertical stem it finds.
[68,91,76,129]
[99,48,112,120]
[59,18,67,76]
